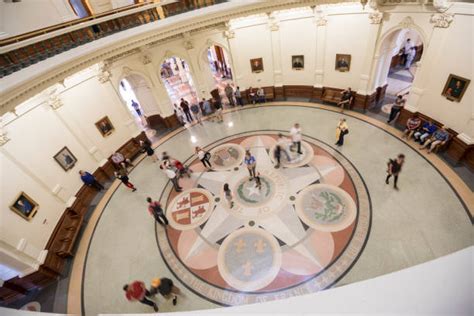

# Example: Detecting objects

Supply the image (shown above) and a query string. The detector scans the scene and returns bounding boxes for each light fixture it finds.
[190,135,197,143]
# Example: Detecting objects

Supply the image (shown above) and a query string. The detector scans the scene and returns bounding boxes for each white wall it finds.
[0,65,138,277]
[0,0,77,38]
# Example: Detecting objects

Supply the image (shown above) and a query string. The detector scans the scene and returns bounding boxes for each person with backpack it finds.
[140,140,158,163]
[150,277,181,306]
[335,118,349,146]
[386,154,405,190]
[146,197,168,226]
[196,146,212,168]
[114,171,137,192]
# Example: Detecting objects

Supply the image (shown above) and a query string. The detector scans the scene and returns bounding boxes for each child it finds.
[223,183,234,208]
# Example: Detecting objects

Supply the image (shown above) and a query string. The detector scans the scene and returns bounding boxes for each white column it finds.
[358,10,384,95]
[313,8,327,88]
[409,13,454,113]
[141,51,175,117]
[224,26,243,87]
[269,14,282,87]
[183,34,208,98]
[99,66,142,137]
[48,92,104,162]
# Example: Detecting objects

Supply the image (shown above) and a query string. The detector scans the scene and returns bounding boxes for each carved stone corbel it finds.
[368,10,383,24]
[430,13,454,28]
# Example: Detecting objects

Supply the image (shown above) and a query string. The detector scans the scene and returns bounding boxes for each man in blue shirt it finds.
[79,170,104,191]
[414,120,437,144]
[420,126,450,153]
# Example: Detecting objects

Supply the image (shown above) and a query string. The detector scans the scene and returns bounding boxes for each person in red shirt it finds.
[123,280,158,312]
[146,197,168,226]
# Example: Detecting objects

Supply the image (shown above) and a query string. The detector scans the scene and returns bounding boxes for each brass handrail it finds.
[0,2,154,46]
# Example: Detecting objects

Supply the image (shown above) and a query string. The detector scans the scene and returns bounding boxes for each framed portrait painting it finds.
[292,55,304,70]
[335,54,351,72]
[441,74,470,102]
[54,146,77,171]
[250,58,264,73]
[10,192,39,221]
[95,116,114,137]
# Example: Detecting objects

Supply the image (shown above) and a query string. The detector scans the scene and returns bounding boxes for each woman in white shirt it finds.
[195,146,211,168]
[290,123,302,155]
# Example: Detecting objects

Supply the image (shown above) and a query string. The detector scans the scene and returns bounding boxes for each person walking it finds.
[248,87,257,104]
[335,118,349,146]
[190,102,203,125]
[405,46,416,70]
[146,197,168,226]
[274,145,282,169]
[162,164,182,192]
[276,133,292,163]
[212,98,224,123]
[386,154,405,190]
[123,281,158,312]
[244,150,257,180]
[180,98,193,123]
[290,123,303,155]
[235,86,243,106]
[225,84,235,106]
[150,277,181,306]
[387,92,408,124]
[140,140,158,163]
[79,170,104,191]
[196,146,212,168]
[223,183,234,208]
[254,172,262,190]
[115,171,137,191]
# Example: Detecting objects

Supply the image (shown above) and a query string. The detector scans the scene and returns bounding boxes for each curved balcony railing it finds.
[0,0,227,78]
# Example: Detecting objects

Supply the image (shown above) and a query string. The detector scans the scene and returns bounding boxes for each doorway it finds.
[159,56,199,107]
[373,28,424,117]
[206,45,234,103]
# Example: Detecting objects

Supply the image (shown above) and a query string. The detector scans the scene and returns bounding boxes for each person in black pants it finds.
[146,197,168,226]
[196,146,212,168]
[180,98,193,123]
[274,145,282,168]
[150,277,181,306]
[79,170,104,191]
[386,154,405,190]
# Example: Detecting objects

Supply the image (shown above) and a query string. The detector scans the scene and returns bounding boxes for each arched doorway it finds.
[373,28,424,117]
[119,74,166,137]
[205,45,234,103]
[159,56,199,107]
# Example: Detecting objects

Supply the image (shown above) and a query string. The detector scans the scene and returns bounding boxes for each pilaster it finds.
[313,7,327,88]
[268,14,282,87]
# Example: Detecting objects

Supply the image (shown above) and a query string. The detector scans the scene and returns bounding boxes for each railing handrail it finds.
[0,1,174,48]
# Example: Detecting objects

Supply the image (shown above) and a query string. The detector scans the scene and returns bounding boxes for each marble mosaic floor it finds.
[79,104,473,315]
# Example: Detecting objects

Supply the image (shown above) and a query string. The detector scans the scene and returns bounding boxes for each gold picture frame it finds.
[335,54,351,72]
[10,192,39,221]
[54,146,77,171]
[292,55,304,70]
[95,116,115,137]
[441,74,470,102]
[250,58,264,73]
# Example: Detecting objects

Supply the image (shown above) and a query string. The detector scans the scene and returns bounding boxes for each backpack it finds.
[151,202,163,216]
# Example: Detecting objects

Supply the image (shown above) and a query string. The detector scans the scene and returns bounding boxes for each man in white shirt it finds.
[290,123,303,155]
[403,38,414,65]
[163,165,183,192]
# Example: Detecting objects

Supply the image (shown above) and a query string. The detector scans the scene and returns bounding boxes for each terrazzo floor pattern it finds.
[83,105,473,315]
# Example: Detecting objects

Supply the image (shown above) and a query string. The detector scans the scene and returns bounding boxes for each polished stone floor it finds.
[82,105,473,315]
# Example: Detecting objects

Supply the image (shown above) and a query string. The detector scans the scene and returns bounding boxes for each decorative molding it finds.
[48,92,63,110]
[433,0,449,13]
[368,10,383,24]
[316,16,327,26]
[97,61,111,83]
[268,15,279,31]
[140,49,152,65]
[122,66,132,77]
[399,16,415,29]
[430,13,454,28]
[0,129,10,146]
[182,32,194,50]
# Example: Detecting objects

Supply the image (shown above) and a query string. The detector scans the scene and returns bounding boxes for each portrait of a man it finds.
[95,116,115,137]
[292,55,304,70]
[442,74,470,102]
[335,54,351,72]
[54,146,78,171]
[250,58,264,73]
[10,192,39,220]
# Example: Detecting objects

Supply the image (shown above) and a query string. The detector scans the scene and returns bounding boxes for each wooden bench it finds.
[264,86,275,101]
[321,87,343,104]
